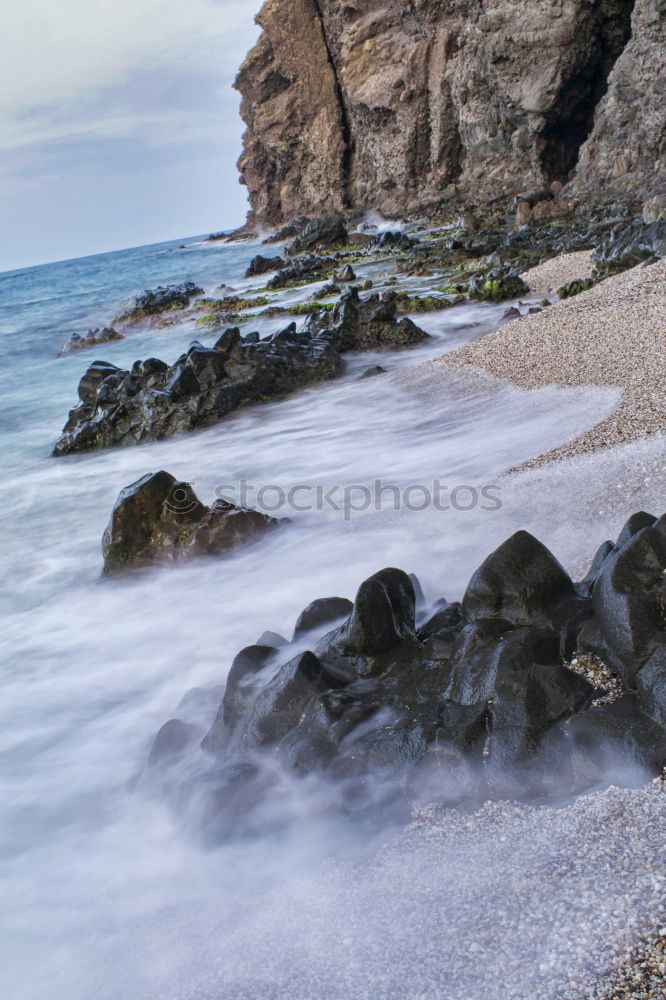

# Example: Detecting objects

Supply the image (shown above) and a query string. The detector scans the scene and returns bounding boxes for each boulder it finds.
[461,530,576,627]
[306,288,429,351]
[115,282,203,323]
[102,471,283,574]
[293,597,354,638]
[578,524,666,682]
[287,216,347,254]
[58,327,123,357]
[468,269,530,302]
[245,254,285,278]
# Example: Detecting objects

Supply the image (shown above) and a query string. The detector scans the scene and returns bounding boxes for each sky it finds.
[0,0,263,272]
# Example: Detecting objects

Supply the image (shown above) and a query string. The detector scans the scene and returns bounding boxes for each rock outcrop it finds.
[53,297,428,456]
[102,471,282,574]
[146,511,666,837]
[236,0,665,227]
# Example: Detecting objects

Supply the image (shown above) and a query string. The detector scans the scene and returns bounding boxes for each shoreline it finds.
[427,256,666,468]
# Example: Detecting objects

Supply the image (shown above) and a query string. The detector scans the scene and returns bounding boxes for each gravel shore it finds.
[206,778,666,1000]
[522,249,594,295]
[437,257,666,466]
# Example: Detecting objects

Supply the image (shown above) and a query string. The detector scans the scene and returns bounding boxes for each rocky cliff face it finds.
[236,0,665,227]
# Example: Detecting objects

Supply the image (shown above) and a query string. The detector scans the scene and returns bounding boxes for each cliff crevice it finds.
[236,0,666,226]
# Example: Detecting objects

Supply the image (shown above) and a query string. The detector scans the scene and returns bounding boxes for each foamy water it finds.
[0,234,662,999]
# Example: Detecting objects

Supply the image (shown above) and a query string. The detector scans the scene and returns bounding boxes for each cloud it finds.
[0,0,260,151]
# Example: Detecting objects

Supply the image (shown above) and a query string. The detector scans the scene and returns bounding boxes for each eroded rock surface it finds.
[236,0,665,227]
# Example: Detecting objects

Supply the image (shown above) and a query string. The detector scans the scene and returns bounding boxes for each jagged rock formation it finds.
[236,0,665,227]
[146,511,666,837]
[52,293,428,456]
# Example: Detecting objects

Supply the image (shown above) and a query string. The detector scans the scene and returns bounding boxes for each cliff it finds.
[235,0,666,227]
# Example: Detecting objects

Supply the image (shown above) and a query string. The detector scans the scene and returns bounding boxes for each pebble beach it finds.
[439,256,666,467]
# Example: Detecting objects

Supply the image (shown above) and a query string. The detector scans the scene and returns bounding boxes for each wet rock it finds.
[461,530,576,628]
[578,523,666,683]
[115,282,203,323]
[53,323,343,455]
[287,216,347,254]
[256,630,288,648]
[593,219,666,277]
[266,254,332,290]
[293,597,354,638]
[468,269,530,302]
[203,644,279,751]
[245,254,285,278]
[359,365,387,379]
[147,719,200,768]
[306,288,429,351]
[575,540,614,598]
[58,327,123,357]
[558,277,596,299]
[370,231,413,251]
[568,694,666,783]
[148,512,666,834]
[102,471,283,574]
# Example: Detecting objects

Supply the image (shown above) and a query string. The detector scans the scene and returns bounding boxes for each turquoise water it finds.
[0,233,623,998]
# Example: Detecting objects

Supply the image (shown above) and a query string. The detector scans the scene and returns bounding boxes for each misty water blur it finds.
[1,233,663,999]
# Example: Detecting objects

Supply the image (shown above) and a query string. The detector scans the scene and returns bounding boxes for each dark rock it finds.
[147,719,200,768]
[370,231,413,251]
[58,327,123,357]
[266,254,332,290]
[615,511,657,549]
[245,254,285,278]
[102,471,283,574]
[293,597,354,638]
[469,269,530,302]
[462,530,576,627]
[146,513,666,836]
[256,630,288,648]
[636,647,666,725]
[502,306,521,319]
[575,540,614,597]
[335,264,356,282]
[359,365,387,379]
[203,645,279,752]
[287,216,347,254]
[568,694,666,782]
[593,219,666,277]
[578,524,666,682]
[115,282,203,323]
[306,288,429,351]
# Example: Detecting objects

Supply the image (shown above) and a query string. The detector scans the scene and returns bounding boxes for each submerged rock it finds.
[147,510,666,835]
[58,327,123,357]
[102,470,283,574]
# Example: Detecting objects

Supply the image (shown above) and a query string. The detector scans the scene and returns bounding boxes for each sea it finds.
[0,229,654,998]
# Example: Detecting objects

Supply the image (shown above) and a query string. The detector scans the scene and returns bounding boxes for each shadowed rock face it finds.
[147,512,666,837]
[236,0,664,227]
